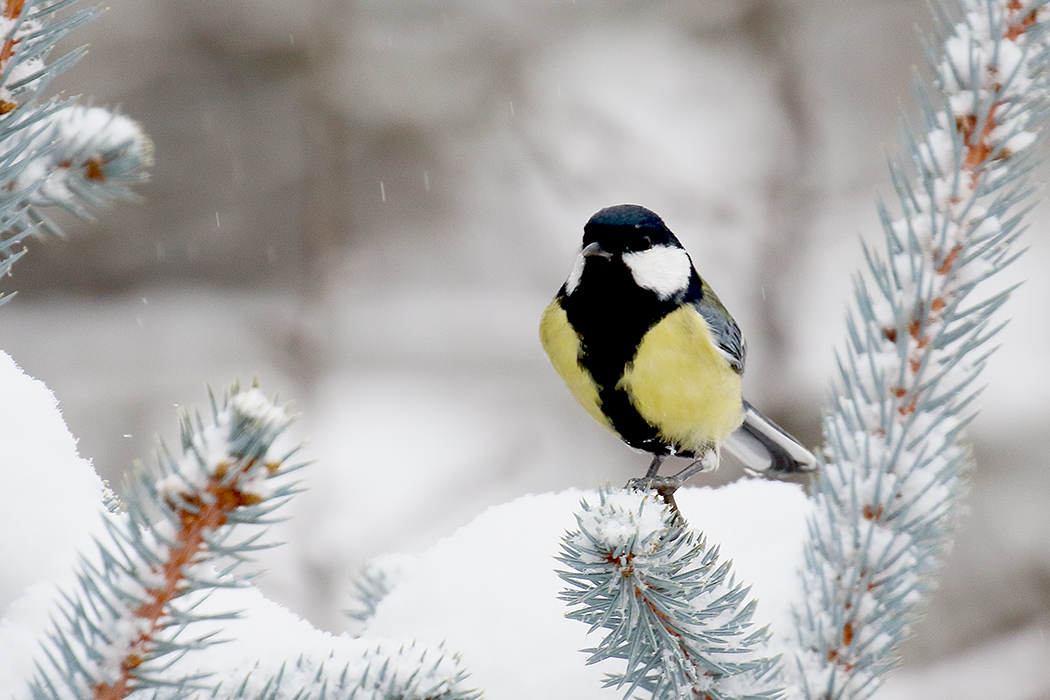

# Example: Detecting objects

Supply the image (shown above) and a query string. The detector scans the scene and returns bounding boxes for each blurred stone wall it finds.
[1,0,1048,696]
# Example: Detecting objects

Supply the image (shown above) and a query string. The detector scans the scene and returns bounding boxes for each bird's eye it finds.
[636,235,654,251]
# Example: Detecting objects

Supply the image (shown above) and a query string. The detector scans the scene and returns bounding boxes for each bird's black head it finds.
[560,204,698,305]
[582,204,683,254]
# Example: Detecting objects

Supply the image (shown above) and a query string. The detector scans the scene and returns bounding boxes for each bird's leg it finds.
[672,448,720,483]
[645,454,665,478]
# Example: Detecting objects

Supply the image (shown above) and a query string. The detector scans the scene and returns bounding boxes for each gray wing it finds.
[693,299,746,374]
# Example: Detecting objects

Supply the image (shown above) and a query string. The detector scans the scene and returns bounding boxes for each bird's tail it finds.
[723,400,818,475]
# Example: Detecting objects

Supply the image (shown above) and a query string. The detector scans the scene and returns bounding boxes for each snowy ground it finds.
[0,0,1048,697]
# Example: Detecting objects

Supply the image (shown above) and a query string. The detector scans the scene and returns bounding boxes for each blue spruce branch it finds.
[346,554,413,626]
[27,386,300,700]
[180,641,481,700]
[21,382,481,700]
[790,1,1050,698]
[558,486,782,700]
[0,0,152,299]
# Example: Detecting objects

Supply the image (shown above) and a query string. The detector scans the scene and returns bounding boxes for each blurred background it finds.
[0,0,1047,697]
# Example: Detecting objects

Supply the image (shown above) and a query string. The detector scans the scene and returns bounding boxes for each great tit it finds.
[540,204,816,488]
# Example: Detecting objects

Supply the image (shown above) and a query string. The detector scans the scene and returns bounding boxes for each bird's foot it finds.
[625,475,682,509]
[625,474,681,493]
[625,449,720,503]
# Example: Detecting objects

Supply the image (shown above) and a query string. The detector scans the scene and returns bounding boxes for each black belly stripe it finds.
[596,384,672,455]
[559,258,690,455]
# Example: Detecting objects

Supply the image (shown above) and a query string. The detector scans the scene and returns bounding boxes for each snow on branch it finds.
[558,486,782,700]
[186,640,480,700]
[27,386,299,700]
[0,0,152,297]
[12,105,152,215]
[0,0,94,115]
[791,1,1050,698]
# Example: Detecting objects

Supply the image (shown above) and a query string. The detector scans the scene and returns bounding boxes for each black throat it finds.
[559,258,684,455]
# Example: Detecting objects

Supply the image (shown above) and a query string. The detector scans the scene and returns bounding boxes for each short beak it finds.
[581,241,612,259]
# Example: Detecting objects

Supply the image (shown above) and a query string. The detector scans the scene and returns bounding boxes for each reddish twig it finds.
[92,456,280,700]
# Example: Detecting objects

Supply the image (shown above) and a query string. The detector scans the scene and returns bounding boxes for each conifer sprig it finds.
[792,2,1050,698]
[0,0,151,297]
[187,641,481,700]
[558,487,782,700]
[28,387,299,700]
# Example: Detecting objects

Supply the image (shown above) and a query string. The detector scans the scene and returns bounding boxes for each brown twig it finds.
[92,456,280,700]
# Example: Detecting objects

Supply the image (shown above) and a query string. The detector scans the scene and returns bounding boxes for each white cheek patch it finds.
[564,250,587,295]
[623,245,692,300]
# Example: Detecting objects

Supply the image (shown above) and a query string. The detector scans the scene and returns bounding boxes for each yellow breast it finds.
[539,299,609,430]
[540,299,743,455]
[618,305,743,453]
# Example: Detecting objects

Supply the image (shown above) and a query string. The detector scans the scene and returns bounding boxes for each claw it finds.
[624,475,683,509]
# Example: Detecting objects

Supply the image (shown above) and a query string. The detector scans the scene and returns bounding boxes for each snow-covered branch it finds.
[0,373,480,700]
[12,105,152,215]
[158,636,480,700]
[558,487,782,700]
[791,2,1050,698]
[27,387,299,700]
[0,0,151,296]
[0,0,94,114]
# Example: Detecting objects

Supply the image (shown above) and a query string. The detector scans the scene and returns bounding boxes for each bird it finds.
[539,204,816,490]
